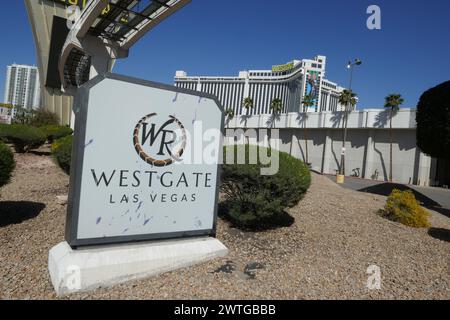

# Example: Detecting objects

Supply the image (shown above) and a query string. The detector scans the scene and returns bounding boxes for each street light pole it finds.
[338,59,361,182]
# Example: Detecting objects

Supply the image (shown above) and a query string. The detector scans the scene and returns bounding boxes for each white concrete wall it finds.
[225,109,432,186]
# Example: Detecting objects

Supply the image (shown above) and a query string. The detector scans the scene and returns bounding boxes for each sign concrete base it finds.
[48,237,228,296]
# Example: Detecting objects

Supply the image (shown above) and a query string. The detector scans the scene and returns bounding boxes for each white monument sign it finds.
[44,1,228,296]
[66,73,224,247]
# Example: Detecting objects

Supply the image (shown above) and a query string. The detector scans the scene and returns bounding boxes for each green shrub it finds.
[220,145,311,230]
[382,189,431,228]
[0,141,15,187]
[51,135,73,174]
[40,125,73,143]
[416,81,450,159]
[30,108,60,127]
[2,125,46,153]
[0,124,11,142]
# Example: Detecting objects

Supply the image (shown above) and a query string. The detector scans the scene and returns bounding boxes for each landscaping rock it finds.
[0,152,449,299]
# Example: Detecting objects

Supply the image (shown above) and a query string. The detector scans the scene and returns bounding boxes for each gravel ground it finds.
[0,151,449,300]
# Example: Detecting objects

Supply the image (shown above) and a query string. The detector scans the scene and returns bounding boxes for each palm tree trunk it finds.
[305,126,309,164]
[340,110,348,175]
[389,108,393,182]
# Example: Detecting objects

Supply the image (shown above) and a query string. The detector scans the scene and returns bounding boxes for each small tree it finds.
[384,94,404,182]
[270,98,283,114]
[301,94,315,164]
[12,106,35,125]
[416,81,450,160]
[338,89,357,175]
[30,108,60,127]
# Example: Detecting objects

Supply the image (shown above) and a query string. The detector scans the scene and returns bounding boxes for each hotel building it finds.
[174,55,351,115]
[3,64,41,109]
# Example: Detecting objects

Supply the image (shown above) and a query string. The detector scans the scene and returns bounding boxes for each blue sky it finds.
[1,0,449,108]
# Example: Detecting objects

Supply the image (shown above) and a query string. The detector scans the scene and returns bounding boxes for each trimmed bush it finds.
[1,124,46,153]
[382,189,431,228]
[416,81,450,159]
[220,145,311,230]
[40,125,73,143]
[30,108,60,127]
[0,124,11,142]
[0,141,15,187]
[51,135,73,174]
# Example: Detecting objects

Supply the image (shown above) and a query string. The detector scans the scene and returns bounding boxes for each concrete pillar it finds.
[417,152,432,186]
[322,130,332,174]
[243,76,250,99]
[325,93,330,112]
[363,130,375,180]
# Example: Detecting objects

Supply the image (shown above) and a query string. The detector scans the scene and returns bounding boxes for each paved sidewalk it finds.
[325,175,450,217]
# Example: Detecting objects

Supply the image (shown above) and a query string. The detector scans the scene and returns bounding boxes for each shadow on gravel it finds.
[428,228,450,243]
[30,150,52,156]
[218,202,295,232]
[358,183,450,218]
[0,201,46,227]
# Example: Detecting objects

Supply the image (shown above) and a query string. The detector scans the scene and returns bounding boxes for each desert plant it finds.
[1,124,46,153]
[40,125,73,143]
[220,145,311,229]
[384,94,404,182]
[51,135,73,174]
[381,189,431,228]
[0,141,15,187]
[30,108,60,127]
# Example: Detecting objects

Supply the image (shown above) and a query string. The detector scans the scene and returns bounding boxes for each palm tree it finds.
[243,97,254,114]
[338,89,358,176]
[270,98,283,114]
[301,94,315,164]
[224,108,234,119]
[384,93,404,182]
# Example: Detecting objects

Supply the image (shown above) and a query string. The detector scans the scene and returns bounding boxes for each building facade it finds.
[3,64,41,109]
[225,109,437,187]
[175,55,350,116]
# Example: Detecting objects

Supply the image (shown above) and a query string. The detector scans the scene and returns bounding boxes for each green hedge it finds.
[0,124,46,153]
[40,125,73,143]
[220,145,311,230]
[0,141,15,187]
[0,124,10,142]
[51,135,73,174]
